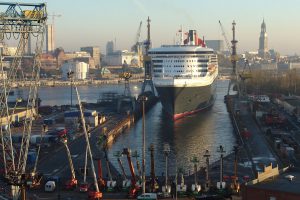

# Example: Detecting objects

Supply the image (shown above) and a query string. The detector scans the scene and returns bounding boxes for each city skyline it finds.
[39,0,300,55]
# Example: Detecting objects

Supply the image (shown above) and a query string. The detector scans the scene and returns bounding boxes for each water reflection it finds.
[107,80,235,176]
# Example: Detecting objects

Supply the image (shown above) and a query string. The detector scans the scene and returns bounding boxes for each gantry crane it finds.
[122,148,140,198]
[0,3,47,200]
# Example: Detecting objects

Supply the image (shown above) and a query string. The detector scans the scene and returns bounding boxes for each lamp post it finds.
[67,71,74,107]
[138,95,148,194]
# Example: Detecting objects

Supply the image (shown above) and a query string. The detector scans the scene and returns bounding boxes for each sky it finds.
[27,0,300,55]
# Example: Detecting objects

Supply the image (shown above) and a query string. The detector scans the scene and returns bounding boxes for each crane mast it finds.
[61,136,78,189]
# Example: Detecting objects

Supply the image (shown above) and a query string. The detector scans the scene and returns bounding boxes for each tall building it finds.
[106,41,114,55]
[46,24,54,53]
[80,46,100,68]
[258,19,268,58]
[205,40,224,52]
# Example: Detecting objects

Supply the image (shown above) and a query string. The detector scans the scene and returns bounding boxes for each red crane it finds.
[122,148,140,198]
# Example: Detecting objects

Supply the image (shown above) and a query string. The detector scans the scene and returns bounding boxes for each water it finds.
[107,80,235,176]
[11,80,235,176]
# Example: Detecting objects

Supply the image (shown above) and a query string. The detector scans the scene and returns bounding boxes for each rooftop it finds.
[248,167,300,194]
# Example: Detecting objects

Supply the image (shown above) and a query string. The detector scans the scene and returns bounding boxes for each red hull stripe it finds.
[173,103,213,120]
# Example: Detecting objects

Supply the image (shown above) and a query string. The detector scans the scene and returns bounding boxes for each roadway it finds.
[238,100,280,172]
[28,115,123,198]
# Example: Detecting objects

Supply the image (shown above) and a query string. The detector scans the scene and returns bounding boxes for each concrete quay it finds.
[5,78,144,88]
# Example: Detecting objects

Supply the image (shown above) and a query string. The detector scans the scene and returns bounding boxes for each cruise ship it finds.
[148,30,218,120]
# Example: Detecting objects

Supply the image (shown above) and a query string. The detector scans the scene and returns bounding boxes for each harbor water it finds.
[12,80,235,176]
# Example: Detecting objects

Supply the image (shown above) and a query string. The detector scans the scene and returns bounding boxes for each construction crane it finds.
[114,151,131,190]
[131,21,143,67]
[219,20,232,54]
[96,159,105,190]
[61,135,78,190]
[103,147,116,192]
[79,146,89,192]
[122,148,140,198]
[131,21,142,53]
[0,3,47,200]
[132,150,142,184]
[48,12,61,26]
[162,143,171,198]
[149,144,158,192]
[28,124,48,189]
[69,72,102,199]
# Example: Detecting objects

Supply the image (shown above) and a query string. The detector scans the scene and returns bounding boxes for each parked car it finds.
[137,193,158,200]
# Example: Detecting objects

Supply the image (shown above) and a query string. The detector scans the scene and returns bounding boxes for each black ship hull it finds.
[155,80,217,120]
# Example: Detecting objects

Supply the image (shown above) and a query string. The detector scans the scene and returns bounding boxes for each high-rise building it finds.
[106,41,114,55]
[258,19,268,58]
[46,24,54,53]
[205,40,224,52]
[80,46,100,68]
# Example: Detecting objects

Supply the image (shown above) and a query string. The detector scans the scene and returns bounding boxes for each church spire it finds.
[259,19,268,58]
[261,19,266,33]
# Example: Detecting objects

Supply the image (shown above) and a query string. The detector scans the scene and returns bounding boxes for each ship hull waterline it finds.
[155,80,217,120]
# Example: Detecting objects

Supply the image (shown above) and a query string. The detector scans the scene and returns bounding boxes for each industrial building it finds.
[205,40,224,52]
[243,165,300,200]
[61,61,89,80]
[64,109,99,128]
[106,40,114,55]
[0,107,37,125]
[104,50,138,66]
[80,46,101,68]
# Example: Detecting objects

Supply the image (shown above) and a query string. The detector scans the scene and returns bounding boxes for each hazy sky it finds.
[34,0,300,55]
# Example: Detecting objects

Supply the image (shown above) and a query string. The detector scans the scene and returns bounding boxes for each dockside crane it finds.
[28,124,48,189]
[162,143,171,197]
[79,146,89,192]
[131,21,142,53]
[149,144,158,192]
[69,71,102,199]
[114,151,131,190]
[0,3,47,199]
[61,135,78,190]
[122,148,140,198]
[132,150,142,185]
[131,21,143,67]
[103,148,116,192]
[219,20,232,54]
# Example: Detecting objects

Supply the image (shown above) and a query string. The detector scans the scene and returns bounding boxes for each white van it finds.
[45,181,56,192]
[137,193,157,200]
